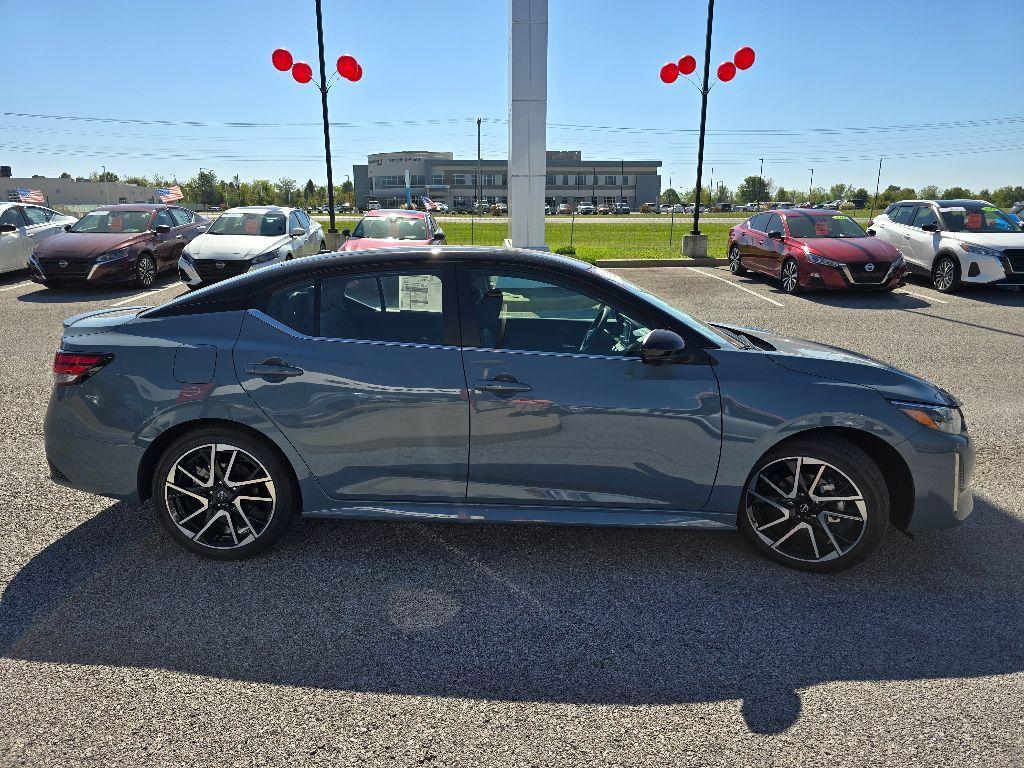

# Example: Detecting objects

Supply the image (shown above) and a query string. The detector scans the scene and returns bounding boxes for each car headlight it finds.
[805,250,843,268]
[891,400,964,435]
[959,243,1001,257]
[179,249,194,265]
[95,245,132,263]
[251,247,282,265]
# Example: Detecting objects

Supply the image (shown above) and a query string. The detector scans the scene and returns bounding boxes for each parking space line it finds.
[111,283,184,307]
[684,267,785,307]
[899,289,948,304]
[0,281,33,293]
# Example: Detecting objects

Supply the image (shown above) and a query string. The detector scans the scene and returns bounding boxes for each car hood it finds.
[33,231,148,259]
[341,237,431,251]
[714,323,950,406]
[186,233,288,259]
[796,236,899,263]
[943,232,1024,249]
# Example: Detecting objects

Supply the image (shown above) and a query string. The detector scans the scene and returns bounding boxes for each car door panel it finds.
[905,205,941,271]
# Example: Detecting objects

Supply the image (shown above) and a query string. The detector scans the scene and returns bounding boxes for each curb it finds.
[594,258,728,268]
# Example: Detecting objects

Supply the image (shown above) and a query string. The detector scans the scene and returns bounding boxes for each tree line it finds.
[661,176,1024,210]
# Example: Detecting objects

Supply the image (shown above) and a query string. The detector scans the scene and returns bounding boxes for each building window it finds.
[453,173,467,185]
[432,173,444,185]
[118,197,128,204]
[410,175,425,187]
[375,175,404,189]
[482,173,496,186]
[546,174,556,185]
[605,175,616,185]
[622,176,629,185]
[562,175,569,185]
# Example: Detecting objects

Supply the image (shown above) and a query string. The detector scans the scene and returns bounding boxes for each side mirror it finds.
[921,223,938,232]
[0,223,16,234]
[432,230,445,241]
[341,229,351,238]
[640,329,687,365]
[64,224,73,232]
[768,230,784,240]
[866,228,876,236]
[290,227,306,238]
[154,224,171,234]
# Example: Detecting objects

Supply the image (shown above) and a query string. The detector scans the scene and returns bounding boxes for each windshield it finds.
[589,267,744,348]
[939,203,1022,234]
[352,215,429,240]
[71,210,152,234]
[786,214,867,239]
[208,211,287,236]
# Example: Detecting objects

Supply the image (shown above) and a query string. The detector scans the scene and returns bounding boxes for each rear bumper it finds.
[897,426,975,532]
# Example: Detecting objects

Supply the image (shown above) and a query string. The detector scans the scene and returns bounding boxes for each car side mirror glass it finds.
[433,230,445,241]
[341,229,351,238]
[154,224,171,234]
[768,230,784,240]
[64,224,73,232]
[0,223,16,234]
[290,227,306,238]
[921,223,938,232]
[866,228,876,236]
[640,329,687,365]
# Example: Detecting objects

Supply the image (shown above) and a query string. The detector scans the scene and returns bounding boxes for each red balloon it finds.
[677,55,697,76]
[271,48,293,72]
[734,46,755,70]
[659,62,679,84]
[351,63,363,82]
[717,61,737,82]
[291,62,313,84]
[336,54,358,79]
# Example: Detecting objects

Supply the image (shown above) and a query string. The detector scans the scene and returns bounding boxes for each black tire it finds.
[152,427,297,560]
[729,245,747,275]
[932,254,960,293]
[780,257,802,294]
[320,240,327,252]
[738,436,888,573]
[135,253,157,288]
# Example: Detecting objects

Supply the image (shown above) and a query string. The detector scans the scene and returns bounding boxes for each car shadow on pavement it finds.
[14,275,179,305]
[2,495,1022,735]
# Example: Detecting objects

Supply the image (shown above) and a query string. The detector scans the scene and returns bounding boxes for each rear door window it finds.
[22,206,49,226]
[891,206,916,225]
[169,208,194,226]
[1,207,27,228]
[320,271,444,345]
[264,280,316,336]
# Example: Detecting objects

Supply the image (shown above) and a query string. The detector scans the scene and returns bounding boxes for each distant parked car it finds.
[367,200,382,211]
[663,204,685,214]
[556,203,573,215]
[0,202,77,276]
[577,202,596,215]
[29,204,210,289]
[614,203,631,215]
[640,202,660,214]
[544,203,552,215]
[491,203,508,215]
[597,204,612,215]
[340,209,445,252]
[869,199,1024,292]
[728,208,906,294]
[178,206,324,289]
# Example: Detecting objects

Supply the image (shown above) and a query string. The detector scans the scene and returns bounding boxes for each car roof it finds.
[776,208,842,217]
[149,247,594,315]
[364,209,426,218]
[222,205,292,214]
[89,204,168,212]
[889,199,990,208]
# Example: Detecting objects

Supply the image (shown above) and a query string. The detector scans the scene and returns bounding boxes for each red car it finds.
[340,209,445,251]
[727,209,906,294]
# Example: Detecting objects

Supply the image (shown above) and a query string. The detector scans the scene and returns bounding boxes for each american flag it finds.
[421,196,438,212]
[16,188,45,204]
[156,185,184,203]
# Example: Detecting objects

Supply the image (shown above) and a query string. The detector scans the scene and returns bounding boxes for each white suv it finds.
[869,199,1024,292]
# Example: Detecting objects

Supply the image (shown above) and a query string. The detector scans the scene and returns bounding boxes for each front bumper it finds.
[29,254,136,285]
[800,260,906,291]
[897,425,975,531]
[178,255,254,287]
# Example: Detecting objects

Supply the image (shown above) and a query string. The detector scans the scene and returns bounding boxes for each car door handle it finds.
[904,234,911,239]
[245,360,304,378]
[473,377,532,396]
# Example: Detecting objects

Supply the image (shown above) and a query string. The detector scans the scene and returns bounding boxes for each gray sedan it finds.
[44,247,974,571]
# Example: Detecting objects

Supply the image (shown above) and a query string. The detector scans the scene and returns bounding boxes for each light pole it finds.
[758,157,764,209]
[270,0,363,239]
[808,168,814,203]
[101,165,109,204]
[870,157,884,220]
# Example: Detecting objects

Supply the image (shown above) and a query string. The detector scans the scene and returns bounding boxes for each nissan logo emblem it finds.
[59,260,68,268]
[864,263,875,272]
[215,261,225,270]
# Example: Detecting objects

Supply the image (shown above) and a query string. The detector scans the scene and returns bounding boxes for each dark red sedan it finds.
[28,204,210,289]
[728,209,906,294]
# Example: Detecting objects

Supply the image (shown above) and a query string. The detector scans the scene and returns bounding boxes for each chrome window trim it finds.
[461,345,640,363]
[250,309,459,352]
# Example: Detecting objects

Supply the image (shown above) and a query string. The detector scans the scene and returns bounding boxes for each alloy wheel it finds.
[744,456,868,564]
[781,259,800,293]
[729,246,742,273]
[163,443,277,550]
[934,258,956,292]
[137,256,157,287]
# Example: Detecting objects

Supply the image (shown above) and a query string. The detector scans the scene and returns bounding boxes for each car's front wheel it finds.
[135,254,157,288]
[729,245,747,275]
[152,428,297,559]
[932,254,960,293]
[780,257,801,294]
[738,436,888,572]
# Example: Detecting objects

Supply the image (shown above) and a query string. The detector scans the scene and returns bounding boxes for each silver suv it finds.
[869,199,1024,292]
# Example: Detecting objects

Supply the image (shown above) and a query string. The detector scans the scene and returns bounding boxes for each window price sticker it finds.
[815,220,830,235]
[399,275,442,312]
[967,213,982,229]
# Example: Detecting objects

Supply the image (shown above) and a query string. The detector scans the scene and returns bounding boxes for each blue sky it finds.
[3,0,1021,194]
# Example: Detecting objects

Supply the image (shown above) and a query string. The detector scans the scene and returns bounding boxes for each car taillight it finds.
[53,351,113,386]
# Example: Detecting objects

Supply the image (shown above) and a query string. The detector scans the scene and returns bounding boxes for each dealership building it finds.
[1,168,163,209]
[352,151,662,211]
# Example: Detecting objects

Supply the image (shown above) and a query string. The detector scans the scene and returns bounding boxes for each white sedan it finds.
[178,205,325,289]
[0,203,77,275]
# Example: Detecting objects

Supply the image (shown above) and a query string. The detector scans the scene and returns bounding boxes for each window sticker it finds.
[966,213,982,229]
[244,218,260,234]
[109,216,123,233]
[832,214,851,220]
[939,206,967,213]
[814,220,830,236]
[398,275,442,313]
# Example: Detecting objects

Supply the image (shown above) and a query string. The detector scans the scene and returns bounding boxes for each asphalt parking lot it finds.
[1,267,1022,767]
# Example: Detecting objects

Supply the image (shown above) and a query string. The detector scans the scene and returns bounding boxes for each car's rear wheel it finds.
[738,436,888,572]
[932,255,960,293]
[320,239,327,252]
[781,257,801,294]
[152,428,296,559]
[135,254,157,288]
[729,245,747,275]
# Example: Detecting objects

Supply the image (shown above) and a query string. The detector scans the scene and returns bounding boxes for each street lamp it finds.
[101,165,109,204]
[271,0,363,237]
[659,1,756,253]
[758,157,764,209]
[808,168,814,203]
